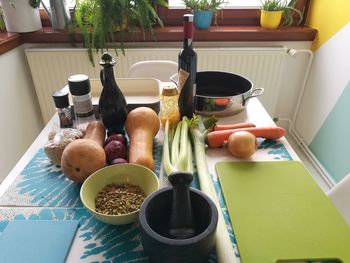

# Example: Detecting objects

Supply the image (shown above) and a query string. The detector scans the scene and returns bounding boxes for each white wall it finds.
[0,45,44,182]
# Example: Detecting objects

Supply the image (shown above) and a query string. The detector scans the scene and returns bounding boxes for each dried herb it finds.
[95,183,146,215]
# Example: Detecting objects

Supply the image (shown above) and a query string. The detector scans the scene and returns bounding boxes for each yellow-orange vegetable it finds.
[207,126,285,148]
[61,121,106,183]
[125,107,160,171]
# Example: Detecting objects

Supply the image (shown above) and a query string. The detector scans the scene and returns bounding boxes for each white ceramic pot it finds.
[0,0,42,33]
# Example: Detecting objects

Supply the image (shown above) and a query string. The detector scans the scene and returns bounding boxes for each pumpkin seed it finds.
[95,183,145,215]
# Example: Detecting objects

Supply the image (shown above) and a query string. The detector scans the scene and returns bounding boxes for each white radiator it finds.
[25,47,287,123]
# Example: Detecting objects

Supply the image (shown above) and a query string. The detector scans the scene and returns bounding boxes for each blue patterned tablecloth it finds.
[0,138,293,262]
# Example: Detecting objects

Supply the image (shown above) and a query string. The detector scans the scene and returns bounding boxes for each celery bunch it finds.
[162,117,193,176]
[163,115,236,261]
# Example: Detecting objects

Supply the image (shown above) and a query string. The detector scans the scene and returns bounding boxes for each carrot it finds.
[214,98,230,106]
[206,126,285,148]
[213,122,256,131]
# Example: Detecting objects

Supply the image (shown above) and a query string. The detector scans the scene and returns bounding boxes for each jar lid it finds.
[162,84,178,96]
[52,89,69,108]
[68,74,91,96]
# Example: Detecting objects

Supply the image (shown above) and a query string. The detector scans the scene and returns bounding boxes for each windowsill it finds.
[0,25,317,55]
[0,31,23,55]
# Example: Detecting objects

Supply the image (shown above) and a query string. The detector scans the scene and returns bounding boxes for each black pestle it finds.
[168,171,196,239]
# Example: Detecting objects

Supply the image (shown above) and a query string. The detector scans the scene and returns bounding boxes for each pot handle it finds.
[243,88,264,106]
[249,88,264,98]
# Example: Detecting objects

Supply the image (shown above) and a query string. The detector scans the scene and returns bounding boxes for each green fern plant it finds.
[260,0,303,27]
[182,0,227,11]
[74,0,167,66]
[0,7,5,30]
[29,0,41,8]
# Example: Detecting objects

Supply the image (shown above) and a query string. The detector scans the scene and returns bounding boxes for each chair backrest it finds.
[327,173,350,226]
[128,60,178,82]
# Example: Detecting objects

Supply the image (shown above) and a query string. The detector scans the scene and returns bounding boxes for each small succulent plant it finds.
[260,0,303,26]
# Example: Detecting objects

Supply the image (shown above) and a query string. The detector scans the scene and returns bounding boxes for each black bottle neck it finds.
[183,38,193,49]
[101,65,117,88]
[104,65,115,78]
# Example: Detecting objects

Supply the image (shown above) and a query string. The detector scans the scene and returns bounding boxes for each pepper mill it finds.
[168,171,196,239]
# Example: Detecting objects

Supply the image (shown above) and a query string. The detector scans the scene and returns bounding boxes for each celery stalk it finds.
[175,117,190,171]
[162,120,178,175]
[189,115,237,263]
[162,117,193,176]
[187,139,193,174]
[171,121,182,165]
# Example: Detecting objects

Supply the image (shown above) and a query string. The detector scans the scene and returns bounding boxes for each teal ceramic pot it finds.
[194,10,213,30]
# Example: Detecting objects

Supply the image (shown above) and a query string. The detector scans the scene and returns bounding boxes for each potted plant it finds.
[0,0,42,32]
[259,0,303,29]
[73,0,167,66]
[183,0,227,30]
[0,7,5,30]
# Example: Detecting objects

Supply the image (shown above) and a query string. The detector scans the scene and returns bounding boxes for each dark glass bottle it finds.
[178,14,197,119]
[98,52,128,133]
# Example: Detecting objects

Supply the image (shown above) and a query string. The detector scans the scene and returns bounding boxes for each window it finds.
[39,0,310,28]
[160,0,310,26]
[168,0,261,8]
[41,0,76,8]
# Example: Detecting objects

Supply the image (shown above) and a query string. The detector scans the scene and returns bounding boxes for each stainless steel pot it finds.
[195,71,264,116]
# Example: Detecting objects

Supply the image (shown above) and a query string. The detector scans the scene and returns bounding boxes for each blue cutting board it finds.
[0,220,79,263]
[216,161,350,263]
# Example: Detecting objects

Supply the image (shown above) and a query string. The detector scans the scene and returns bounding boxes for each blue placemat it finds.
[0,140,163,207]
[0,137,292,262]
[0,220,79,263]
[0,207,216,263]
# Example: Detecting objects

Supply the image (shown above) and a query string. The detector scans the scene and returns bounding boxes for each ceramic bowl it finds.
[80,163,159,225]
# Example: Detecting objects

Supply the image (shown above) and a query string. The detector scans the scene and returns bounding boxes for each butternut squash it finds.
[61,121,106,183]
[125,107,160,171]
[84,120,106,147]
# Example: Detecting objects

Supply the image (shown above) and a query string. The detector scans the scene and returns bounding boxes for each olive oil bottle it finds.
[98,52,128,133]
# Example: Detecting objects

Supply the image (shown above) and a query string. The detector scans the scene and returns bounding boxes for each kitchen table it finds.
[0,97,299,263]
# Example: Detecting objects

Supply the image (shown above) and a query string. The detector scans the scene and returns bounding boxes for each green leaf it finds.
[73,0,166,66]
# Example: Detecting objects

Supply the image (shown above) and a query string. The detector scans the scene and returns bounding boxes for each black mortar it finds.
[138,186,218,263]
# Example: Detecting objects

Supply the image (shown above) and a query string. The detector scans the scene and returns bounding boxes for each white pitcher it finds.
[0,0,42,33]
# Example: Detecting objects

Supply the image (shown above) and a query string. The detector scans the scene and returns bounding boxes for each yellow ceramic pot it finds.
[260,10,283,29]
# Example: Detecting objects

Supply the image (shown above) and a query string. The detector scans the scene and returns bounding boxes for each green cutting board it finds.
[216,161,350,263]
